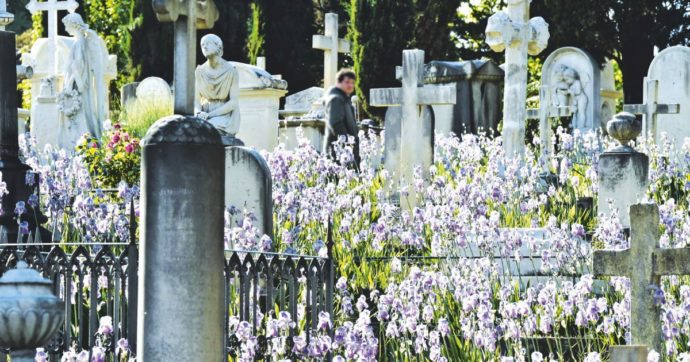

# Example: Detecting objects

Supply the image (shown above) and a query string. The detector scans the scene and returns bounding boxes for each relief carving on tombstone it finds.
[552,64,589,130]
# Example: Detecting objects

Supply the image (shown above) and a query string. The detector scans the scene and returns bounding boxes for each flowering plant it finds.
[76,124,141,188]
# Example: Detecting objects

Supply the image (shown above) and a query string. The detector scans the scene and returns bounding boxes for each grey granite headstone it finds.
[225,146,273,240]
[138,115,225,361]
[120,82,139,107]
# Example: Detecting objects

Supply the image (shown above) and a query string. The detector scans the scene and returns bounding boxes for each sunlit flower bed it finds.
[14,126,690,361]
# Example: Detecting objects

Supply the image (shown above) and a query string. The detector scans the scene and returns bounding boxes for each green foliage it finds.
[120,98,173,139]
[246,2,265,65]
[76,125,141,189]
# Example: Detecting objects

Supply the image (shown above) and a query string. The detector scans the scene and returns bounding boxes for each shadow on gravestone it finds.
[383,105,435,186]
[225,146,273,241]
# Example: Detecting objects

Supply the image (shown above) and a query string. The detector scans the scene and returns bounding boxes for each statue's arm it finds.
[207,68,240,118]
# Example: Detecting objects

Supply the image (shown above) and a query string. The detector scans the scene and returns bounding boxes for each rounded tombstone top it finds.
[607,112,641,150]
[142,115,222,146]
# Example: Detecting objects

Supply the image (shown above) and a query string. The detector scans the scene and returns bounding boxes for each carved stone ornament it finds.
[142,115,222,146]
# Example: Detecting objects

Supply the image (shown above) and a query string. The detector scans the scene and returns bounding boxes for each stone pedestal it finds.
[278,119,325,151]
[225,146,273,240]
[235,88,286,152]
[138,115,225,361]
[598,152,648,228]
[598,112,648,228]
[610,346,648,362]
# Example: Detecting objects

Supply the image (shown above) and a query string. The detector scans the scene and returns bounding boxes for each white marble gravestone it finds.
[136,77,173,106]
[539,47,600,132]
[24,2,116,150]
[230,62,287,152]
[225,146,273,239]
[634,46,690,147]
[278,87,326,151]
[312,13,350,90]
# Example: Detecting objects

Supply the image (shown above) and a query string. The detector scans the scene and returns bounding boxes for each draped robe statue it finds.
[59,13,108,148]
[195,34,242,145]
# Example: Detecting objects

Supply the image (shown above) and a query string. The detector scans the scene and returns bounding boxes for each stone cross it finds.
[152,0,219,115]
[312,12,350,90]
[0,0,14,30]
[26,0,78,39]
[594,203,690,353]
[623,78,680,139]
[26,0,78,74]
[526,85,573,167]
[370,49,455,205]
[485,0,549,157]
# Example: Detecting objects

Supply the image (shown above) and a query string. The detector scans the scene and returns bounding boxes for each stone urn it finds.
[0,261,63,362]
[606,112,642,152]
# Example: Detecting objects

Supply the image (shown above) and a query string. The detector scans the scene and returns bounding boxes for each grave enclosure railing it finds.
[0,244,334,361]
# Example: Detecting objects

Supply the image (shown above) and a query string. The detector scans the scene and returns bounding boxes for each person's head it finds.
[336,69,356,95]
[200,34,223,59]
[62,13,87,37]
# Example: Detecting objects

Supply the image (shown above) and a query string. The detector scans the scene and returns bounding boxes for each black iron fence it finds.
[0,245,334,361]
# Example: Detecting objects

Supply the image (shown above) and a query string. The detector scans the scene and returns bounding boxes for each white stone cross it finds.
[26,0,78,39]
[370,49,455,206]
[623,78,680,140]
[526,85,573,167]
[485,0,549,158]
[594,203,690,353]
[153,0,219,115]
[313,13,350,90]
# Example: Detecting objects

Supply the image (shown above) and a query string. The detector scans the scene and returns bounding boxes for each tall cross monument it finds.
[370,49,456,207]
[26,0,78,74]
[485,0,549,157]
[623,78,680,140]
[313,12,350,90]
[153,0,219,115]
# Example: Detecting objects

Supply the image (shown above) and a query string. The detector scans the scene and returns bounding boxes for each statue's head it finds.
[200,34,223,59]
[563,67,578,83]
[62,13,88,36]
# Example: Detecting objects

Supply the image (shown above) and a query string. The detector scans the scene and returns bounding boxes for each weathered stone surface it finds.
[485,0,549,157]
[225,146,273,239]
[626,46,689,148]
[594,204,690,353]
[597,152,648,228]
[138,114,225,361]
[609,345,648,362]
[370,49,455,207]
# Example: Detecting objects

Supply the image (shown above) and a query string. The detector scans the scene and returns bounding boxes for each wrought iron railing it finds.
[0,245,334,361]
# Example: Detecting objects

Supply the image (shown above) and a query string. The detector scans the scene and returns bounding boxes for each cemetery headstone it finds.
[140,1,225,360]
[485,0,549,157]
[535,47,601,132]
[594,203,690,353]
[623,46,687,147]
[312,13,350,90]
[225,146,273,239]
[395,59,504,137]
[598,112,648,228]
[279,87,326,151]
[136,77,173,106]
[138,115,225,361]
[230,61,287,151]
[120,81,140,108]
[383,105,434,186]
[370,49,455,207]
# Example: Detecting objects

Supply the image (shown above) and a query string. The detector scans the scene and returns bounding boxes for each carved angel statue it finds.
[552,64,589,129]
[58,13,109,147]
[195,34,242,145]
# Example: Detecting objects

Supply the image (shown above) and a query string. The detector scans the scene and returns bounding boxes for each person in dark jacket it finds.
[323,69,360,167]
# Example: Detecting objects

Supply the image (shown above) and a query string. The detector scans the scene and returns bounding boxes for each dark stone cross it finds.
[152,0,219,115]
[0,31,47,241]
[594,203,690,353]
